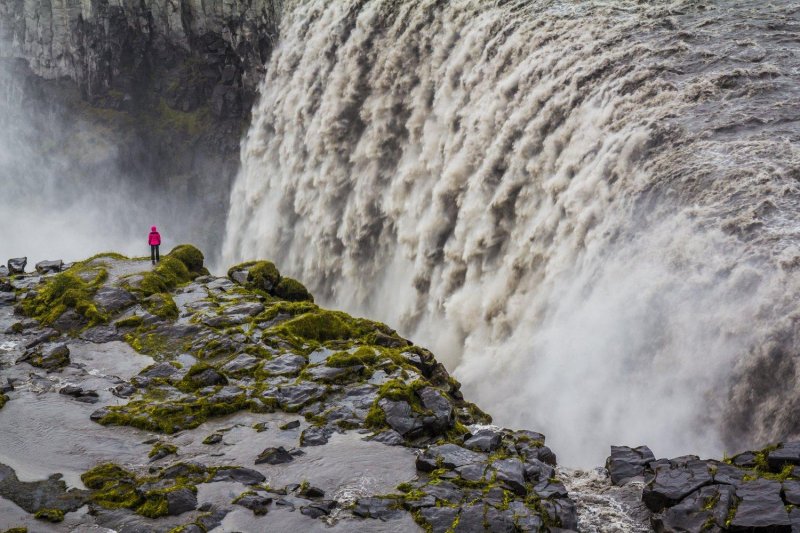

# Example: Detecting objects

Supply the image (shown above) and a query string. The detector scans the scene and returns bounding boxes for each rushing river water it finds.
[224,0,800,466]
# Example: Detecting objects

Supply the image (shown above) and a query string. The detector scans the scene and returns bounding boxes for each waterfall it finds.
[224,0,800,466]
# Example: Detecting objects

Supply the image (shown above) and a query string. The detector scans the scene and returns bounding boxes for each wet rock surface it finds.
[0,248,577,531]
[607,442,800,533]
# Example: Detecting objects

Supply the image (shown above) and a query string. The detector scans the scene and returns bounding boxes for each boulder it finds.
[280,420,301,430]
[367,429,404,446]
[492,458,527,495]
[420,506,459,533]
[234,493,272,515]
[381,399,424,437]
[223,302,264,316]
[29,343,70,370]
[532,478,569,499]
[606,445,656,485]
[455,503,487,533]
[262,354,307,376]
[35,260,63,274]
[643,460,713,512]
[464,429,502,452]
[276,382,325,411]
[211,468,265,485]
[653,484,734,533]
[353,497,402,520]
[523,458,555,483]
[94,287,137,313]
[768,442,800,472]
[419,387,454,432]
[417,444,486,472]
[7,258,26,274]
[221,354,259,374]
[166,487,197,515]
[300,425,334,447]
[485,507,516,533]
[255,446,294,465]
[730,478,791,532]
[0,292,15,304]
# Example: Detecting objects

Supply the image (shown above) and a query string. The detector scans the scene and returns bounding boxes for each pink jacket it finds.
[148,226,161,246]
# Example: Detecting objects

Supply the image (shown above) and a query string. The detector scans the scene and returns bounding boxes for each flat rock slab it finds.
[730,479,791,531]
[0,462,88,513]
[607,445,655,485]
[643,460,713,512]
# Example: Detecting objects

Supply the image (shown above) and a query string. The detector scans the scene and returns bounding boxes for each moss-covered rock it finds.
[0,394,8,410]
[168,245,207,276]
[34,508,64,522]
[228,260,281,292]
[274,277,313,302]
[21,266,108,326]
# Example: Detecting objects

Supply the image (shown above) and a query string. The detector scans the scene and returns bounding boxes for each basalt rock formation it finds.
[0,246,578,531]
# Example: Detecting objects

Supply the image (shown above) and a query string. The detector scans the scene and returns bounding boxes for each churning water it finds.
[224,0,800,466]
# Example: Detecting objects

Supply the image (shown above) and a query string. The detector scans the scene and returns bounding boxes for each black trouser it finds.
[151,245,160,263]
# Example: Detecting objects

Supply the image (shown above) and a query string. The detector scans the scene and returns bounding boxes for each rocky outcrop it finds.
[0,246,578,531]
[607,443,800,532]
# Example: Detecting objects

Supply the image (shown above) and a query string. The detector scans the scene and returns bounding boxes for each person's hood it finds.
[151,226,157,232]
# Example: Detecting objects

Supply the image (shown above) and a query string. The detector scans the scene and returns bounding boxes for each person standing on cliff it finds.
[149,226,161,265]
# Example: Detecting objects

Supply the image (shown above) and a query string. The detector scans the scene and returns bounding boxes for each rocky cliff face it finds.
[0,0,283,256]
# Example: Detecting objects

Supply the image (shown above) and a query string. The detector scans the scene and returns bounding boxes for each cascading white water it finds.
[224,0,800,466]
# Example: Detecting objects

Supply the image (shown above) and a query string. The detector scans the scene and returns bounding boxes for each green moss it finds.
[97,389,249,434]
[2,527,28,533]
[145,293,179,320]
[168,245,206,275]
[327,347,379,368]
[21,266,109,326]
[0,394,7,410]
[81,463,143,510]
[270,310,363,343]
[34,508,64,522]
[176,363,227,392]
[274,277,313,302]
[115,314,144,328]
[138,256,192,296]
[149,442,178,459]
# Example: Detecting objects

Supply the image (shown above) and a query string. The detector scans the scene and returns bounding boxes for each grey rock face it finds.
[255,446,294,465]
[7,257,26,274]
[643,459,713,512]
[464,429,502,452]
[34,260,62,274]
[234,493,272,515]
[768,442,800,471]
[606,445,656,485]
[300,425,334,447]
[262,353,307,376]
[730,479,791,531]
[166,487,197,515]
[211,467,265,485]
[94,287,137,313]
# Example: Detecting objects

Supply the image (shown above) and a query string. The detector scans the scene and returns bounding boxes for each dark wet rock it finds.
[455,503,487,532]
[207,278,236,291]
[353,497,403,520]
[456,463,487,482]
[493,458,527,495]
[464,428,502,452]
[275,497,295,510]
[140,362,179,379]
[712,461,746,486]
[607,445,656,485]
[7,258,27,274]
[0,463,88,513]
[166,487,197,515]
[221,354,259,374]
[536,445,558,466]
[203,314,249,328]
[514,509,544,531]
[417,444,486,472]
[299,485,325,498]
[653,484,734,533]
[524,457,555,483]
[424,481,464,504]
[203,433,223,445]
[223,302,264,316]
[24,329,59,349]
[94,287,137,313]
[263,353,307,376]
[301,504,329,519]
[28,343,70,370]
[732,452,757,468]
[90,407,111,421]
[234,493,272,515]
[783,480,800,505]
[112,383,136,398]
[280,420,301,430]
[768,442,800,472]
[160,462,206,479]
[486,507,517,532]
[0,291,15,304]
[186,367,228,388]
[533,478,569,499]
[212,467,266,485]
[419,386,454,432]
[276,382,325,411]
[52,309,84,332]
[59,385,99,403]
[255,446,294,465]
[80,325,122,343]
[367,429,405,446]
[305,364,353,382]
[381,399,425,437]
[730,478,791,532]
[643,459,713,512]
[420,506,459,533]
[541,498,579,530]
[300,425,334,446]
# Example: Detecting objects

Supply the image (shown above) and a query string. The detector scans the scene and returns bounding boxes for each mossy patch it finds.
[327,346,379,368]
[0,394,8,410]
[21,266,108,326]
[274,277,313,302]
[149,442,178,459]
[34,508,64,522]
[144,293,179,320]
